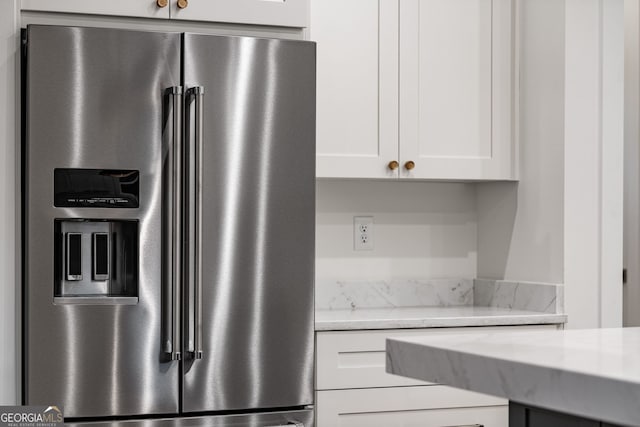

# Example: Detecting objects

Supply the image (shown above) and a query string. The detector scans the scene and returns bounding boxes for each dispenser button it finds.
[66,233,83,281]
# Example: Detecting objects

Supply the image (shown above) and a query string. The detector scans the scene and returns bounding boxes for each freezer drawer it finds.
[64,409,314,427]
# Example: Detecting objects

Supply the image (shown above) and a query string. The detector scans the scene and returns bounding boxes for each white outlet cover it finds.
[354,216,374,251]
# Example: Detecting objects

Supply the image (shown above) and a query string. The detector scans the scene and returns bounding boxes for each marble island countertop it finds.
[315,306,567,331]
[386,327,640,427]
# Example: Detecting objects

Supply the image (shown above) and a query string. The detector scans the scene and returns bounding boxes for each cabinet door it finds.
[399,0,514,180]
[170,0,308,27]
[312,0,399,178]
[317,387,508,427]
[20,0,170,19]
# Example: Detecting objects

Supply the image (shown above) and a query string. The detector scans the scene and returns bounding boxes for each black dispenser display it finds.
[54,169,140,208]
[54,220,138,301]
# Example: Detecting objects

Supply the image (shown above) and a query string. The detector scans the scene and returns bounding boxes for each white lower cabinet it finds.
[315,325,559,426]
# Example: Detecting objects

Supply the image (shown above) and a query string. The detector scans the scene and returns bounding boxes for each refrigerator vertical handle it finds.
[189,86,205,360]
[164,86,183,361]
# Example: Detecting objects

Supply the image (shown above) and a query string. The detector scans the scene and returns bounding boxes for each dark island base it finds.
[509,402,625,427]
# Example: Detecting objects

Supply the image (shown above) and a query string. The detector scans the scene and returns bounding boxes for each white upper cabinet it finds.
[312,0,399,179]
[170,0,308,27]
[21,0,171,19]
[313,0,516,180]
[20,0,309,27]
[400,0,514,180]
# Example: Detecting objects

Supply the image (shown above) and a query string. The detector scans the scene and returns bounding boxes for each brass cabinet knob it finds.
[177,0,188,8]
[404,160,415,171]
[156,0,168,7]
[388,160,399,171]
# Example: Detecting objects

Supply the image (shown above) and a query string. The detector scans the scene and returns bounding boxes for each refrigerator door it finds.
[182,34,316,412]
[24,26,181,417]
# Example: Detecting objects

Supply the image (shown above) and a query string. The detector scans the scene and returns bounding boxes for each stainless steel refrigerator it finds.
[23,25,315,427]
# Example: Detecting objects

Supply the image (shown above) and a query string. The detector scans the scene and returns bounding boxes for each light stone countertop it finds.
[315,306,567,331]
[386,327,640,427]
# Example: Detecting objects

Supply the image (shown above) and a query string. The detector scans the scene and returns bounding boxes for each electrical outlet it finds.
[354,216,374,251]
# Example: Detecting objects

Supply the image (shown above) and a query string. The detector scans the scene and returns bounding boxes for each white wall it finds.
[477,0,625,329]
[564,0,601,329]
[477,0,565,284]
[0,0,18,405]
[316,180,477,285]
[624,0,640,326]
[564,0,624,328]
[600,0,624,327]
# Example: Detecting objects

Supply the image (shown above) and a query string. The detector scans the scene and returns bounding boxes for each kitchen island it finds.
[386,328,640,426]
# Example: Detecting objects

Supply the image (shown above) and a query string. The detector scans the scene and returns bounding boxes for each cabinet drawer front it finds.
[316,387,508,427]
[171,0,308,28]
[21,0,170,19]
[316,325,557,390]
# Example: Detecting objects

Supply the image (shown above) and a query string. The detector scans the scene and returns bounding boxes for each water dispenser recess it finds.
[54,219,138,302]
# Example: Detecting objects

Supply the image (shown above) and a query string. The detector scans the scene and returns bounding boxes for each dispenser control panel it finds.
[54,169,139,208]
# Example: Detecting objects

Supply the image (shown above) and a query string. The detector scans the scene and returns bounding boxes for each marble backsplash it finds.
[316,278,564,313]
[473,279,564,314]
[315,279,474,310]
